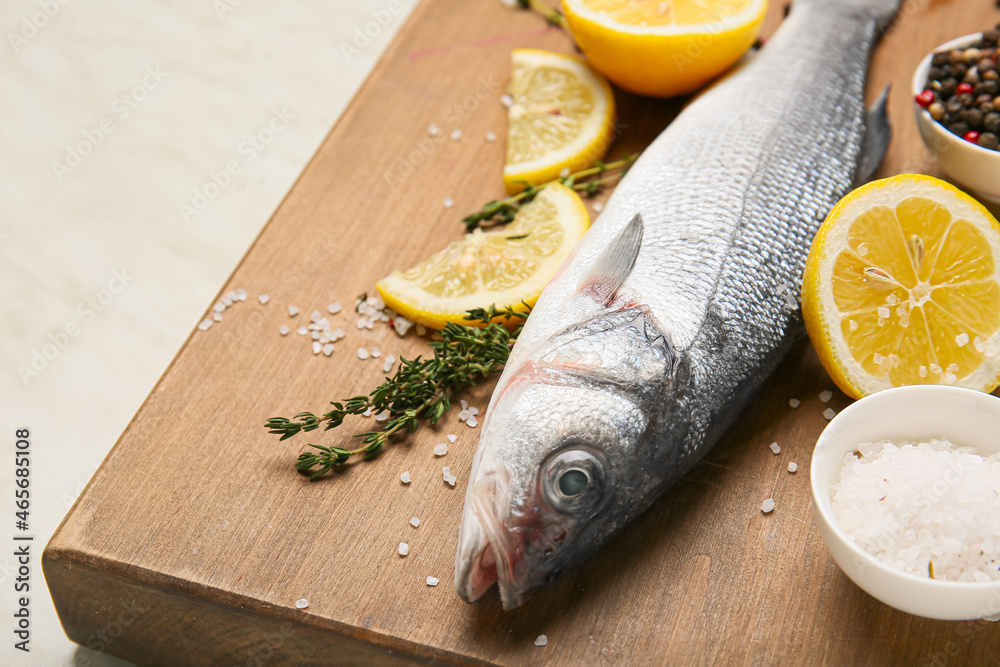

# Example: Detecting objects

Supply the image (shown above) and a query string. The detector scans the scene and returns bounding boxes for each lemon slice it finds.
[504,48,615,195]
[802,174,1000,399]
[562,0,767,98]
[377,183,589,330]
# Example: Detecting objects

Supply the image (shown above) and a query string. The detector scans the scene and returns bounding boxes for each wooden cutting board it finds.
[44,1,1000,665]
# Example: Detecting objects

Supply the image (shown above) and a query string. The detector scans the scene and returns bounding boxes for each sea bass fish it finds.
[455,0,902,609]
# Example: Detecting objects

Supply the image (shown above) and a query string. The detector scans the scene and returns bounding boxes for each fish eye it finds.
[558,469,589,497]
[542,447,609,517]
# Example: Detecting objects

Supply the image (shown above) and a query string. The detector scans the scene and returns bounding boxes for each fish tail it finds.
[794,0,904,32]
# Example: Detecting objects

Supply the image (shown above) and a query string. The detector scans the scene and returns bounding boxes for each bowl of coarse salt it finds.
[811,385,1000,621]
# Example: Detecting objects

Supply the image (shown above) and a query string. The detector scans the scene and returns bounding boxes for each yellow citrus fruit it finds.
[377,183,590,330]
[504,48,616,195]
[802,174,1000,399]
[561,0,767,98]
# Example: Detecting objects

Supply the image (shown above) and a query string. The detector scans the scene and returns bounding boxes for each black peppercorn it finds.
[949,121,970,136]
[985,112,1000,134]
[979,132,1000,150]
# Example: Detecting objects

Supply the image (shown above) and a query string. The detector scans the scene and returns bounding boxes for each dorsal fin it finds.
[579,213,644,306]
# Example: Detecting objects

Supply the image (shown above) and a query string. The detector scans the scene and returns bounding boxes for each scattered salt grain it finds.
[788,462,798,473]
[535,635,548,647]
[357,348,370,360]
[849,319,859,331]
[198,319,213,331]
[288,306,299,317]
[213,302,225,312]
[500,94,513,108]
[363,406,373,417]
[235,288,247,301]
[375,410,390,422]
[485,130,496,142]
[789,398,800,408]
[434,443,449,456]
[327,302,342,314]
[312,342,322,355]
[323,343,334,356]
[770,442,781,455]
[592,201,604,212]
[466,417,478,428]
[310,310,322,322]
[297,326,308,336]
[878,306,890,319]
[280,325,290,336]
[428,123,440,137]
[393,316,413,337]
[383,355,396,373]
[410,517,420,528]
[212,312,223,322]
[460,400,469,410]
[444,197,454,209]
[819,390,833,403]
[831,439,1000,581]
[443,466,457,486]
[400,471,411,484]
[450,129,462,141]
[311,331,320,340]
[447,434,457,443]
[956,332,970,347]
[258,294,270,304]
[294,598,309,609]
[370,348,382,358]
[761,498,776,513]
[426,576,439,586]
[399,542,409,556]
[823,408,836,420]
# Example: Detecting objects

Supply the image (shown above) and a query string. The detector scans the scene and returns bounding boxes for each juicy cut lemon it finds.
[802,174,1000,399]
[562,0,767,98]
[504,49,616,195]
[376,184,590,330]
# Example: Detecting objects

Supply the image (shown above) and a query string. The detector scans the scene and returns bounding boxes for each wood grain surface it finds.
[44,1,1000,665]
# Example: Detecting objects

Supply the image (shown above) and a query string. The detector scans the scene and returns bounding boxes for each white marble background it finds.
[0,1,417,664]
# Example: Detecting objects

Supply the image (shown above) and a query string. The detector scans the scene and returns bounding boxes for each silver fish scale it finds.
[500,8,880,460]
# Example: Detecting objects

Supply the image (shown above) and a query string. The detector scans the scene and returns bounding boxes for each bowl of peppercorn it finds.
[913,28,1000,205]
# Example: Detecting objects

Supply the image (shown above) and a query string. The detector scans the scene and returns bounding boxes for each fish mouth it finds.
[455,474,526,610]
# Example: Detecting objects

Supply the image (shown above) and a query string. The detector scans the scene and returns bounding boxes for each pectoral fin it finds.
[579,213,644,306]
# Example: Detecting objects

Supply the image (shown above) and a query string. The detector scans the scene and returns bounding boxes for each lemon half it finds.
[562,0,767,98]
[377,183,590,330]
[504,48,616,195]
[802,174,1000,399]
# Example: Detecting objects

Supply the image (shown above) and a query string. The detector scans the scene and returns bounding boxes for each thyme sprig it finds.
[266,305,530,479]
[462,154,638,231]
[516,0,565,27]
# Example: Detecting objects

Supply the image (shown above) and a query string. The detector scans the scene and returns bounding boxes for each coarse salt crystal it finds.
[426,576,439,586]
[877,306,890,319]
[485,130,496,142]
[398,542,408,556]
[198,319,213,331]
[872,352,884,365]
[770,442,781,454]
[370,348,381,358]
[214,302,225,312]
[535,635,548,647]
[323,343,334,356]
[328,302,342,314]
[442,466,450,474]
[258,294,270,304]
[294,598,309,609]
[363,406,373,417]
[383,356,396,373]
[213,312,223,322]
[788,462,798,473]
[297,326,308,335]
[311,331,320,340]
[956,333,970,347]
[447,434,457,443]
[593,201,604,212]
[460,399,469,410]
[434,443,448,456]
[849,319,858,331]
[789,398,800,408]
[444,197,454,208]
[310,310,322,322]
[410,517,420,527]
[466,417,479,428]
[823,408,836,420]
[500,94,513,108]
[450,129,462,141]
[919,365,928,378]
[312,342,321,355]
[357,348,369,360]
[428,123,440,137]
[400,471,411,484]
[819,390,833,403]
[761,498,776,513]
[375,410,390,422]
[280,325,290,336]
[235,288,247,301]
[288,306,299,317]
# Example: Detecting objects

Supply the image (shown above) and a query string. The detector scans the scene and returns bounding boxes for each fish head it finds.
[455,307,674,610]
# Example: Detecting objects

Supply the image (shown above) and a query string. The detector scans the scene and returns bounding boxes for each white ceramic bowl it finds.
[912,33,1000,206]
[811,385,1000,620]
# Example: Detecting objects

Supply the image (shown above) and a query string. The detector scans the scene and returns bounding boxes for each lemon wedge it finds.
[377,183,590,330]
[562,0,767,98]
[802,174,1000,399]
[504,48,616,195]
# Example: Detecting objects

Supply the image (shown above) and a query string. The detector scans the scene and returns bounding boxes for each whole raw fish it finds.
[455,0,902,609]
